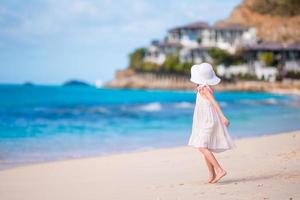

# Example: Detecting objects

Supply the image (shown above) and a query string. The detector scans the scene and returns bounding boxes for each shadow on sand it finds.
[218,173,282,185]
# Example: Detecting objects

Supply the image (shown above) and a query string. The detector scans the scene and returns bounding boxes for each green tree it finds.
[285,71,300,79]
[250,0,300,17]
[129,48,146,70]
[208,47,233,66]
[231,49,246,65]
[180,62,193,74]
[197,37,202,44]
[259,52,275,66]
[162,55,192,74]
[163,54,180,72]
[141,62,158,72]
[174,63,185,73]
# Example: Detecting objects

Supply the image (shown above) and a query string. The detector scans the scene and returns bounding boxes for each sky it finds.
[0,0,242,85]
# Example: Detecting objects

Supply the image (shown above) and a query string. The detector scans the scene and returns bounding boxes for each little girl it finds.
[188,62,236,184]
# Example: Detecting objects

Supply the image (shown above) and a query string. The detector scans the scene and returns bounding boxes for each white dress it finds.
[188,86,236,153]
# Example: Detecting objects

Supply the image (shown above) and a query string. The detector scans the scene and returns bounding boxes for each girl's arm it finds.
[202,87,230,127]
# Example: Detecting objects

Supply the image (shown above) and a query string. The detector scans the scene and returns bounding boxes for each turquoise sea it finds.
[1,84,300,169]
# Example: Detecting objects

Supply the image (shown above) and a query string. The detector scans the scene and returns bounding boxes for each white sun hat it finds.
[190,62,221,85]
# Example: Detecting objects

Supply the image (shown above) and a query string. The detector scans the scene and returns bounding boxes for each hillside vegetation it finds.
[128,48,243,75]
[249,0,300,16]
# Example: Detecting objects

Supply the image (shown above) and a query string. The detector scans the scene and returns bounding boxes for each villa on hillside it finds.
[143,21,300,81]
[144,21,257,65]
[244,41,300,72]
[217,41,300,81]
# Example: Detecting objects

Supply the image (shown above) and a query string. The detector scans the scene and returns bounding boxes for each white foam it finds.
[174,102,194,109]
[137,102,162,112]
[264,98,278,105]
[240,98,278,105]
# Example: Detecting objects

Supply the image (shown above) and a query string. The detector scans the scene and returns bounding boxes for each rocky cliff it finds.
[216,0,300,44]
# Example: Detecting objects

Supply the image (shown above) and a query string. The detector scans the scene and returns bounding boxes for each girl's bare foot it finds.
[207,174,215,183]
[210,170,227,183]
[207,170,216,183]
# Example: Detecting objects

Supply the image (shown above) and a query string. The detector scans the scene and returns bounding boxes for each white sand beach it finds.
[0,131,299,200]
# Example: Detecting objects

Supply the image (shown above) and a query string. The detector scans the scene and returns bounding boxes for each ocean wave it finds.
[264,98,278,105]
[173,102,194,109]
[136,102,162,112]
[31,106,110,116]
[289,97,300,108]
[219,101,228,107]
[87,107,109,114]
[240,98,279,106]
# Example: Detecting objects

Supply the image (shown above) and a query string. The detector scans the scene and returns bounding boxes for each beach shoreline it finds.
[0,130,299,200]
[0,130,298,172]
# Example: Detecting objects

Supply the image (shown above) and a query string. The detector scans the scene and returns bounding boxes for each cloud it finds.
[0,0,240,43]
[168,0,241,23]
[68,0,99,16]
[0,0,241,84]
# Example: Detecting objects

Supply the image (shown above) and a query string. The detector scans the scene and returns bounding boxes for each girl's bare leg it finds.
[199,147,227,183]
[204,156,215,183]
[199,148,215,183]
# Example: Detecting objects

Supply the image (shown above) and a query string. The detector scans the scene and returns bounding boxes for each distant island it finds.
[23,82,35,86]
[63,80,91,87]
[105,0,300,94]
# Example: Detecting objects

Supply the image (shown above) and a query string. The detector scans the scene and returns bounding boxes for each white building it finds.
[217,64,250,79]
[166,21,210,47]
[166,21,256,53]
[216,63,278,82]
[180,46,213,64]
[201,24,256,54]
[255,65,278,82]
[143,40,181,65]
[144,21,257,65]
[284,42,300,72]
[142,21,300,81]
[244,41,300,75]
